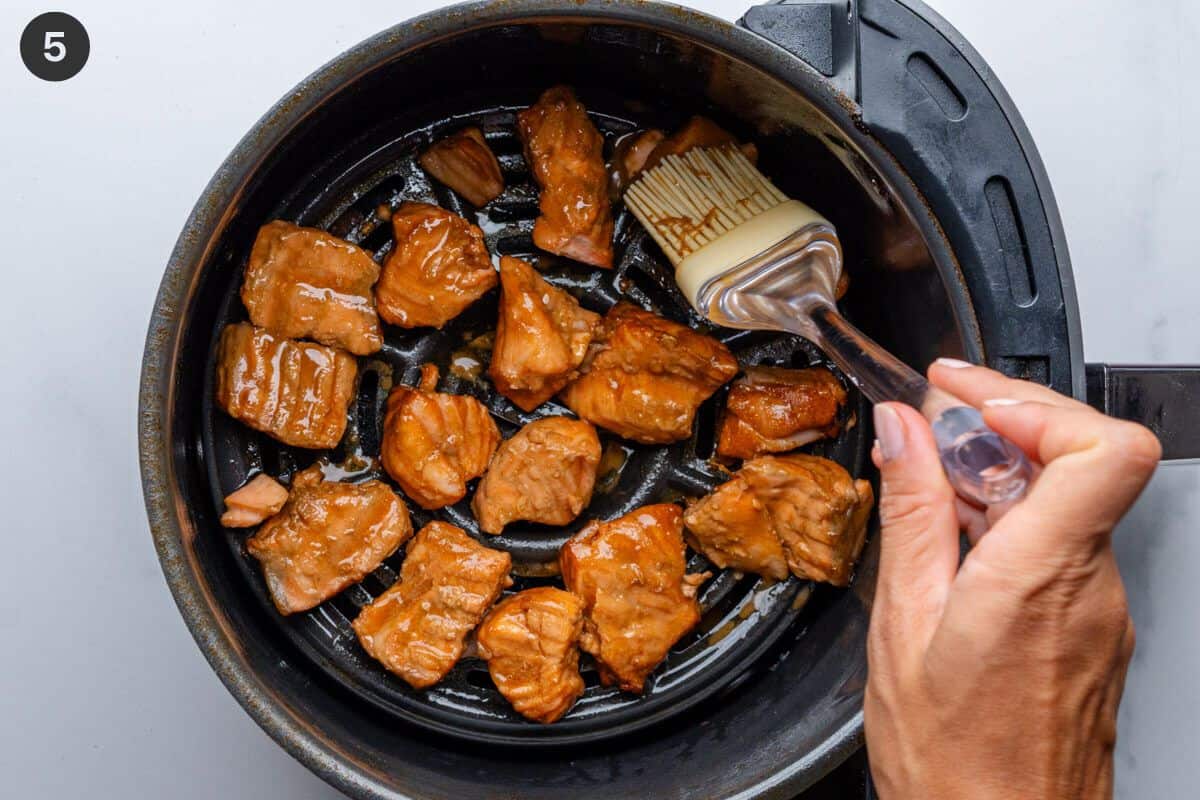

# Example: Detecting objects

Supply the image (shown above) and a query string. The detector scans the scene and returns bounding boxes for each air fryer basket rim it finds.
[894,0,1083,398]
[139,1,1077,798]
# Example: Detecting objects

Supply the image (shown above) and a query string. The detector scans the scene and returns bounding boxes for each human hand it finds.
[864,360,1161,800]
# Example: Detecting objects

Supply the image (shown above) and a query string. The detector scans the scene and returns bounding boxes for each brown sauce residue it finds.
[707,619,738,646]
[511,559,563,578]
[653,207,722,258]
[594,440,633,494]
[791,583,814,611]
[449,331,495,383]
[318,454,379,482]
[450,353,485,382]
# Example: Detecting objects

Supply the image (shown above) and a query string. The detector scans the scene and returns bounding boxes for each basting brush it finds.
[625,145,1031,509]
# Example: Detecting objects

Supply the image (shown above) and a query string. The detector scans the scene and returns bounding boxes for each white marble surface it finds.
[0,0,1195,797]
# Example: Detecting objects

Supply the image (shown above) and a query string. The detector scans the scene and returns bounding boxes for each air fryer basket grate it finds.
[201,103,868,746]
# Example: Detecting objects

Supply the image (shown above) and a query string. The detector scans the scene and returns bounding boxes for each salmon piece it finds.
[717,366,847,460]
[418,127,505,207]
[353,522,512,689]
[241,220,382,355]
[472,416,601,534]
[214,323,357,450]
[560,303,738,444]
[560,504,708,693]
[741,454,873,586]
[246,465,413,614]
[476,587,586,723]
[643,116,758,171]
[517,86,613,268]
[489,256,600,411]
[609,129,665,198]
[686,454,872,586]
[381,364,500,509]
[220,474,289,528]
[682,473,790,581]
[375,202,497,329]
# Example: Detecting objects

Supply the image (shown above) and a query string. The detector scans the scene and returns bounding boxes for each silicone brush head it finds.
[624,145,789,265]
[625,145,844,336]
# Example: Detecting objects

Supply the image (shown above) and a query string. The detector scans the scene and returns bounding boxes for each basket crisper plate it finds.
[200,103,866,746]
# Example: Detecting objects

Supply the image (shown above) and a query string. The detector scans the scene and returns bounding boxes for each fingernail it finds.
[874,404,905,462]
[984,398,1023,407]
[934,357,973,369]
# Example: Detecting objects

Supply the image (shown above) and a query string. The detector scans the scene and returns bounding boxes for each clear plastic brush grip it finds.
[808,307,1032,506]
[692,222,1033,509]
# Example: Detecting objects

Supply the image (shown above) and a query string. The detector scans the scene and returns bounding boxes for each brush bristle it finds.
[625,145,790,267]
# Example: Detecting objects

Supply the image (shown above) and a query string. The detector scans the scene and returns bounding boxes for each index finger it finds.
[977,400,1160,556]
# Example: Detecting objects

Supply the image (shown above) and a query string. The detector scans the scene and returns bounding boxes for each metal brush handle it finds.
[675,210,1030,508]
[808,306,1032,508]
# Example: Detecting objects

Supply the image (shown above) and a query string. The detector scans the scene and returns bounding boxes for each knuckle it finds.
[1123,619,1137,661]
[1108,595,1132,628]
[1116,422,1163,467]
[1097,420,1162,468]
[1088,593,1132,642]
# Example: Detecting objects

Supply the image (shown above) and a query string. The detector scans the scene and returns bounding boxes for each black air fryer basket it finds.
[140,2,1200,798]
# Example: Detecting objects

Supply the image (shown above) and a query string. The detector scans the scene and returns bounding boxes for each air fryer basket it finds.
[205,97,878,744]
[141,1,1115,797]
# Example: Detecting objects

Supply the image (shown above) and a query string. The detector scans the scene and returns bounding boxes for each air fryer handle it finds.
[1086,364,1200,461]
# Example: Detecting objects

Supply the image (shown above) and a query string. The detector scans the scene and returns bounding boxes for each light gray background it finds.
[1,0,1195,796]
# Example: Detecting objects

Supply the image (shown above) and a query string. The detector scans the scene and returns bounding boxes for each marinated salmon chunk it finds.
[215,322,357,449]
[246,465,413,615]
[353,522,512,689]
[560,303,738,444]
[742,454,873,586]
[682,473,790,581]
[381,364,501,509]
[643,115,758,172]
[472,416,601,534]
[477,587,586,723]
[220,473,289,528]
[241,220,383,355]
[376,202,498,329]
[490,256,600,411]
[517,86,613,268]
[560,504,708,693]
[686,454,873,586]
[609,129,665,198]
[418,127,505,207]
[717,366,847,460]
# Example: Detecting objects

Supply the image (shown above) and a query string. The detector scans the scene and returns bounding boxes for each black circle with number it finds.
[20,12,89,82]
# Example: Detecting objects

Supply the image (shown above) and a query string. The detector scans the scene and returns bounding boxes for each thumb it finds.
[872,403,960,632]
